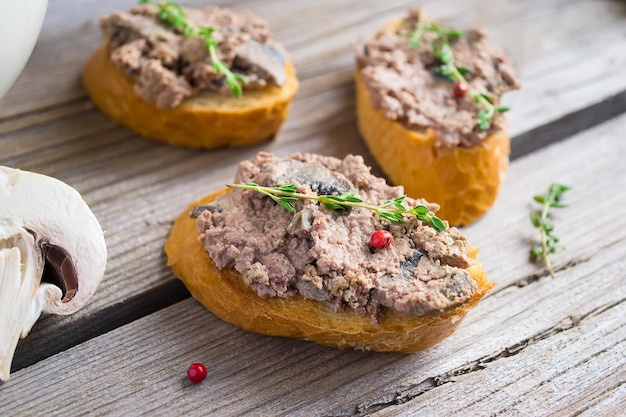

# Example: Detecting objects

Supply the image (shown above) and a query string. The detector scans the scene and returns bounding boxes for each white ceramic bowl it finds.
[0,0,48,100]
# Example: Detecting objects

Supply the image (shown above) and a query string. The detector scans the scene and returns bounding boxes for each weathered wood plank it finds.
[2,0,626,377]
[368,298,625,417]
[463,112,626,292]
[2,0,626,132]
[1,207,623,416]
[1,246,623,416]
[2,105,625,415]
[0,0,622,318]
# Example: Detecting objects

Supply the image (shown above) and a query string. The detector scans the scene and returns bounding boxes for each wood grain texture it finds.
[1,0,624,353]
[369,297,625,417]
[2,0,626,129]
[1,110,624,416]
[2,0,626,412]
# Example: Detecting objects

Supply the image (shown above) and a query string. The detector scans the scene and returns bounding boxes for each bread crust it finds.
[82,45,299,149]
[356,71,509,227]
[165,189,495,352]
[355,20,510,227]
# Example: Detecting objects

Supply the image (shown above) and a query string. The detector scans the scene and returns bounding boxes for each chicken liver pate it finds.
[196,153,477,321]
[100,4,287,108]
[357,9,521,148]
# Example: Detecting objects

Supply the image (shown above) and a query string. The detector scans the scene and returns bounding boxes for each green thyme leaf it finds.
[474,92,492,104]
[411,205,430,216]
[439,26,464,40]
[429,216,446,232]
[477,107,493,130]
[529,211,541,227]
[393,201,406,210]
[322,202,347,211]
[457,66,471,76]
[341,193,364,203]
[436,65,457,82]
[379,211,404,223]
[277,183,297,193]
[436,43,454,65]
[277,198,297,212]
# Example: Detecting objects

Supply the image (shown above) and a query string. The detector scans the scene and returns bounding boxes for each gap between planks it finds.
[1,219,624,416]
[359,298,626,416]
[3,0,623,388]
[8,108,626,380]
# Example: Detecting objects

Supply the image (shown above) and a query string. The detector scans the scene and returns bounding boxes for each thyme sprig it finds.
[139,0,246,96]
[227,182,447,232]
[407,13,509,130]
[530,183,571,278]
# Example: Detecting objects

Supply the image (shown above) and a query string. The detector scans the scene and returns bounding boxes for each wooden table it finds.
[1,0,625,415]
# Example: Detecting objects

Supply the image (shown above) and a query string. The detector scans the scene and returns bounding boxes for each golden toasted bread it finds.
[356,18,514,226]
[165,189,494,352]
[356,70,509,227]
[83,45,299,149]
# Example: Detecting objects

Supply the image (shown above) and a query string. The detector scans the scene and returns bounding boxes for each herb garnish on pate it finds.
[139,0,246,96]
[405,11,510,130]
[228,182,447,232]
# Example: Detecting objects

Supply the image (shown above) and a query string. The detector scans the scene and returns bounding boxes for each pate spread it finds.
[357,10,521,148]
[100,5,287,108]
[195,152,477,322]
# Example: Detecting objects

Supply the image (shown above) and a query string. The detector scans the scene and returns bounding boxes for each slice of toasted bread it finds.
[165,189,494,352]
[83,45,299,149]
[355,17,514,226]
[356,69,510,227]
